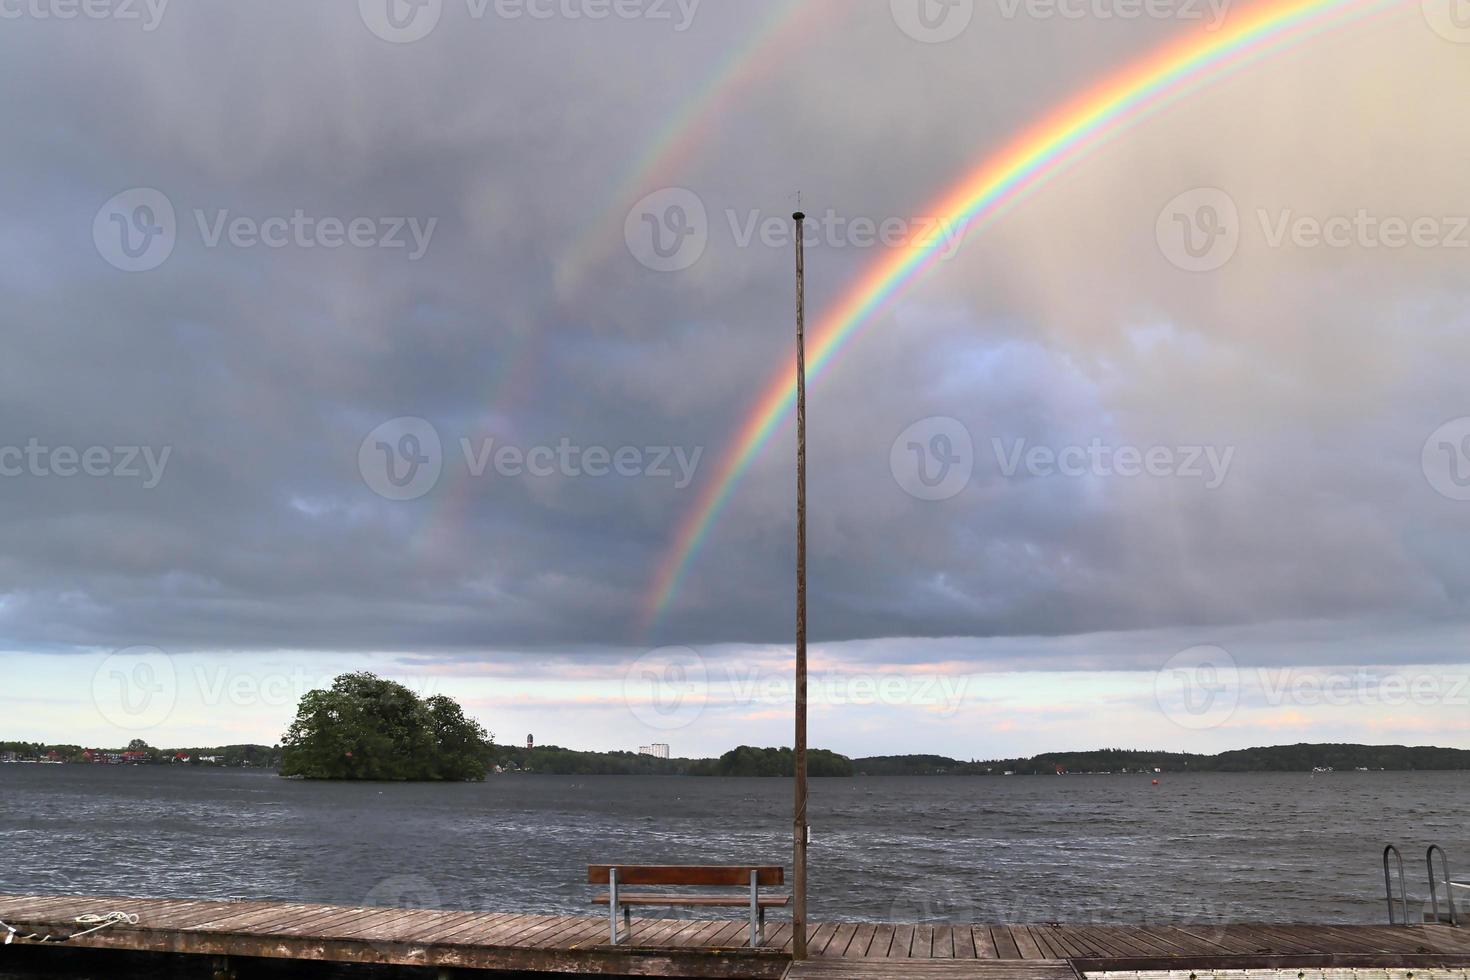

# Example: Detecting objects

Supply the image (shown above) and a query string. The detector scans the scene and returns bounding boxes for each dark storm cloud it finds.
[2,0,1469,665]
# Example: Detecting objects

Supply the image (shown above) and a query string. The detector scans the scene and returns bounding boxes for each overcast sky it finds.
[3,0,1469,757]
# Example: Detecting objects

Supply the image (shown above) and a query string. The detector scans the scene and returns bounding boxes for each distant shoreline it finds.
[6,741,1469,778]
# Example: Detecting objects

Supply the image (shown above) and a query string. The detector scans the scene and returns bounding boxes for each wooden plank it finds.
[704,918,752,948]
[807,921,843,957]
[845,923,877,958]
[889,924,916,959]
[912,924,935,958]
[784,960,1080,980]
[862,923,896,959]
[991,925,1023,959]
[931,924,955,959]
[1009,925,1046,960]
[828,923,861,958]
[636,916,705,947]
[408,910,518,945]
[588,866,783,886]
[671,918,734,948]
[972,926,1001,959]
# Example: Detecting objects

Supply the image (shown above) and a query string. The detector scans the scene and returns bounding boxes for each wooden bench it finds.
[588,864,788,947]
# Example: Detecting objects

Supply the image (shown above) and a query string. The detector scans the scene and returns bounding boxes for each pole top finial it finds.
[793,211,805,221]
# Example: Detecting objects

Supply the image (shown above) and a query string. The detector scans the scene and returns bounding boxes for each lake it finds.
[1,765,1465,924]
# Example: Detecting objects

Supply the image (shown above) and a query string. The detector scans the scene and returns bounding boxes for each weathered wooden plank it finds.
[970,926,1000,959]
[1008,925,1046,959]
[889,924,916,959]
[842,923,874,958]
[807,922,842,957]
[828,923,862,958]
[862,923,896,959]
[991,925,1023,959]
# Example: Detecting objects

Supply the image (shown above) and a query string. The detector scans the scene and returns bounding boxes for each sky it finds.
[3,0,1470,759]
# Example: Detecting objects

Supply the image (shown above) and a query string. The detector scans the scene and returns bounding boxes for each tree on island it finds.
[279,673,493,781]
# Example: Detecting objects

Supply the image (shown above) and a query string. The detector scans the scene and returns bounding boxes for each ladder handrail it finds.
[1385,844,1410,926]
[1427,845,1459,926]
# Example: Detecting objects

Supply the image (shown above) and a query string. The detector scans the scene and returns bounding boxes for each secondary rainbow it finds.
[642,0,1401,631]
[557,0,843,286]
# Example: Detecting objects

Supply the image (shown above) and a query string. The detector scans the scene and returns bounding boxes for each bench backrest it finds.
[588,865,784,887]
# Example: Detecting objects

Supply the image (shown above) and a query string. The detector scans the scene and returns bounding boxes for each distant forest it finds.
[854,743,1470,775]
[8,740,1470,777]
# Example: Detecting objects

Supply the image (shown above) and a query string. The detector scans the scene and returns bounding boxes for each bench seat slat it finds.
[592,893,791,908]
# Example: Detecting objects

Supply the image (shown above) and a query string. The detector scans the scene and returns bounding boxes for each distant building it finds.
[639,744,670,759]
[526,734,534,750]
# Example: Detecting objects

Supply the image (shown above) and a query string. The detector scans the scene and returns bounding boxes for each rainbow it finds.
[556,0,844,289]
[642,0,1402,631]
[417,2,843,565]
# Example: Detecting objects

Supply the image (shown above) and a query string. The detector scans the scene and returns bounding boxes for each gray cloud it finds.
[1,0,1468,678]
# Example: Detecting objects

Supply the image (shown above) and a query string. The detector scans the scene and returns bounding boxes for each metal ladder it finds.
[1384,843,1461,926]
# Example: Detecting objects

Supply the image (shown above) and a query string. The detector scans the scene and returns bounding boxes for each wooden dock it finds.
[4,893,1470,977]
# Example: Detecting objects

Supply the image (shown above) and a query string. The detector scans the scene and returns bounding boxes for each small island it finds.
[279,672,493,782]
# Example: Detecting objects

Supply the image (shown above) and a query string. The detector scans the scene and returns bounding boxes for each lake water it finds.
[1,765,1466,924]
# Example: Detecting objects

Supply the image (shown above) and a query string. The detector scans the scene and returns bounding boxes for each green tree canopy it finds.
[280,673,493,781]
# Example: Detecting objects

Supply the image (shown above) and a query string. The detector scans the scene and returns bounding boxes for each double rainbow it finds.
[642,0,1400,631]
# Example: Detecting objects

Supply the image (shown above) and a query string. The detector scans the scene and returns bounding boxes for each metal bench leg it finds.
[750,870,759,947]
[758,906,767,947]
[609,868,619,945]
[624,905,632,939]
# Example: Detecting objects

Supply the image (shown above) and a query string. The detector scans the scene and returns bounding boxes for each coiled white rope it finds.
[2,910,138,945]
